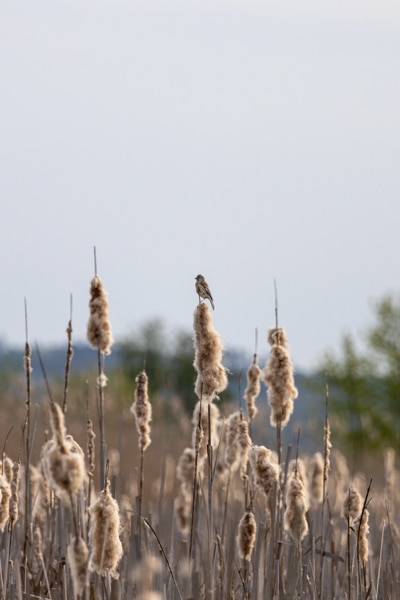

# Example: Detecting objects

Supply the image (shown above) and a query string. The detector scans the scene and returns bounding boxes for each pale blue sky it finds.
[1,0,399,371]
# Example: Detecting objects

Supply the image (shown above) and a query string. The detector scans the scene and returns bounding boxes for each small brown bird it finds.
[195,274,215,310]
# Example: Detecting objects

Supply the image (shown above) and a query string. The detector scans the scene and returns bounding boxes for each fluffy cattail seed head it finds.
[323,418,332,485]
[191,400,220,464]
[1,456,13,483]
[131,371,152,451]
[357,509,370,565]
[284,474,309,543]
[224,412,251,479]
[176,448,195,489]
[9,460,21,528]
[263,327,298,428]
[237,510,257,561]
[193,303,228,401]
[68,536,89,598]
[42,435,85,499]
[0,475,11,532]
[344,486,363,522]
[87,275,113,355]
[88,478,123,578]
[174,486,192,535]
[310,452,324,507]
[244,356,262,422]
[87,418,96,479]
[249,445,279,500]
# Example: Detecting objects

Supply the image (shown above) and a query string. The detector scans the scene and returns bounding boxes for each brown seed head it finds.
[193,303,228,401]
[131,370,152,451]
[237,510,257,561]
[263,327,298,428]
[88,478,123,578]
[87,275,113,355]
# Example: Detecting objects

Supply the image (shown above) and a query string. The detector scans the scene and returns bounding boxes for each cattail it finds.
[309,452,324,507]
[214,420,229,485]
[193,302,228,401]
[87,275,113,355]
[88,477,123,578]
[224,412,242,472]
[191,400,220,464]
[131,371,152,451]
[330,449,350,512]
[237,419,252,480]
[87,418,96,479]
[68,536,89,598]
[0,475,11,531]
[224,412,251,479]
[1,456,14,483]
[244,355,262,423]
[343,486,362,522]
[119,495,133,554]
[249,445,279,500]
[288,458,310,511]
[176,448,196,488]
[263,328,298,428]
[174,486,192,534]
[133,554,163,596]
[175,448,196,534]
[43,441,85,498]
[97,372,108,388]
[24,341,32,377]
[237,510,257,561]
[31,464,51,527]
[323,417,332,487]
[284,474,309,543]
[384,448,395,501]
[41,428,86,500]
[49,401,67,449]
[32,525,43,555]
[9,460,21,528]
[357,508,370,565]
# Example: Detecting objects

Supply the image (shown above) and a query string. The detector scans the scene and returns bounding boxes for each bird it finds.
[195,274,215,310]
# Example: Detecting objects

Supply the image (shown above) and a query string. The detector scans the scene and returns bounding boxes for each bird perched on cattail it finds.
[195,274,215,310]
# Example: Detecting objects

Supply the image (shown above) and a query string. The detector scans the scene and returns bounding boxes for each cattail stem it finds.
[189,397,203,561]
[319,383,332,593]
[62,295,74,414]
[221,470,232,545]
[97,349,106,490]
[23,305,32,566]
[137,446,145,551]
[206,401,214,600]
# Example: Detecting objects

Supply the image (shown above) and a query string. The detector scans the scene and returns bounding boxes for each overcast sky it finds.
[1,0,399,372]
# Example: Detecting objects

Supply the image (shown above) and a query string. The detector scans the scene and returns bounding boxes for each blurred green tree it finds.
[321,293,400,454]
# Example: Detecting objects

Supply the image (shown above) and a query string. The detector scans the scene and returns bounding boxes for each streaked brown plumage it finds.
[195,274,215,310]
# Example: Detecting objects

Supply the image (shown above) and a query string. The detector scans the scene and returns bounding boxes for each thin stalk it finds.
[319,383,331,597]
[97,349,106,491]
[189,397,203,561]
[62,294,73,414]
[206,400,214,600]
[220,470,232,545]
[22,300,32,569]
[347,491,352,600]
[143,517,183,600]
[137,446,144,551]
